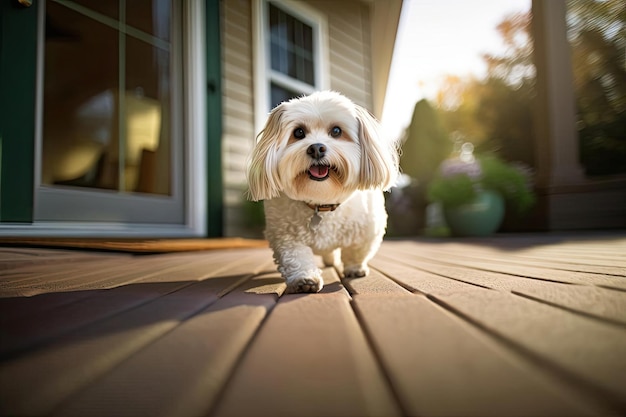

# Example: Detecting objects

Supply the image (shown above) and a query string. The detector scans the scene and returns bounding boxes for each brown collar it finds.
[305,202,340,212]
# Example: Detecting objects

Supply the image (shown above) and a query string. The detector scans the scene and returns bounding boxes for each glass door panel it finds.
[125,35,171,195]
[126,0,171,42]
[36,0,183,224]
[41,2,119,190]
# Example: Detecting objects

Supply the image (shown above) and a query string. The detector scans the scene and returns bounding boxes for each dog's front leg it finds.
[341,236,383,278]
[273,244,323,293]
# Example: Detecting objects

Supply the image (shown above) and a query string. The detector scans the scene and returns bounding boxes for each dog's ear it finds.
[246,104,286,201]
[355,105,399,190]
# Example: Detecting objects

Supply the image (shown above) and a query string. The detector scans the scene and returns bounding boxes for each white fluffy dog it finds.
[246,91,399,293]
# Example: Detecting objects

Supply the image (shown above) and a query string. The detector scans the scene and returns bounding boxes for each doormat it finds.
[0,237,269,254]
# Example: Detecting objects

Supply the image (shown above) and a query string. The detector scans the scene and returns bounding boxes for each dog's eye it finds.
[293,128,306,140]
[330,126,342,138]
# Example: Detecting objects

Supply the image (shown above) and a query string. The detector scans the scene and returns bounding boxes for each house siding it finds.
[221,0,374,237]
[221,0,255,236]
[318,1,373,111]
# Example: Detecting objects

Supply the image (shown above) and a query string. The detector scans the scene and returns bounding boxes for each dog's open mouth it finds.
[308,164,331,181]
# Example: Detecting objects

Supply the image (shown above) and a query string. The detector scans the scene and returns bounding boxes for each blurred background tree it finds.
[432,0,625,176]
[400,99,451,185]
[435,11,535,166]
[388,99,451,236]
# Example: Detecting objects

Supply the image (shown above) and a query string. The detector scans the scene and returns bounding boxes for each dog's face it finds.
[247,91,398,204]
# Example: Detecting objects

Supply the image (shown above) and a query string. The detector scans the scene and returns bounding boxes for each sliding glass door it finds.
[35,0,184,224]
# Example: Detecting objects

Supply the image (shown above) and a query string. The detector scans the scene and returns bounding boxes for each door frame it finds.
[0,0,37,223]
[0,0,223,237]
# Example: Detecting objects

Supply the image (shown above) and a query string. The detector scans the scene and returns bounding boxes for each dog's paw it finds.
[286,277,323,293]
[343,265,369,278]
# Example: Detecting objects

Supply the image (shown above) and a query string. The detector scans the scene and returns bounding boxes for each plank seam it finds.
[205,279,283,417]
[1,283,192,360]
[597,284,626,293]
[1,273,254,361]
[511,290,626,329]
[348,297,411,417]
[378,252,585,288]
[44,282,249,416]
[370,264,492,292]
[404,247,626,276]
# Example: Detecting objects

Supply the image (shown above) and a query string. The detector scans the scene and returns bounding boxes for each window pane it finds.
[72,0,118,20]
[126,0,172,42]
[42,2,119,190]
[270,83,301,109]
[125,36,172,195]
[269,4,315,85]
[41,1,174,196]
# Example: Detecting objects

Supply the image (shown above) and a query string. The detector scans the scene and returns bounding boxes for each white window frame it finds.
[253,0,329,135]
[1,0,207,237]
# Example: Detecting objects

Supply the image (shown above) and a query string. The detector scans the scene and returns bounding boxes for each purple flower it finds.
[439,158,482,180]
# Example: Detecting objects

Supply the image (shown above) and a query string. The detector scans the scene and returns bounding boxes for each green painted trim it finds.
[205,0,223,237]
[0,1,38,222]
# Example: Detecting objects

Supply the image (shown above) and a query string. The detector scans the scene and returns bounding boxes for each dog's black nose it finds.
[307,143,326,160]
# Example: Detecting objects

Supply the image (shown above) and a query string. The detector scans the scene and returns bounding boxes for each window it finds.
[566,0,626,176]
[254,0,328,132]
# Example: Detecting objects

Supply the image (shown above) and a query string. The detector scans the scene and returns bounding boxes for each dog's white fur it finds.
[247,91,399,293]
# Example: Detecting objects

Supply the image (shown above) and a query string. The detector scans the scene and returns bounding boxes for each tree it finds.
[436,75,489,146]
[435,1,626,175]
[400,99,451,185]
[435,12,536,166]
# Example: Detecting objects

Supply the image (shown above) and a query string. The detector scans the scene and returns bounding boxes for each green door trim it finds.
[0,0,38,222]
[205,0,223,237]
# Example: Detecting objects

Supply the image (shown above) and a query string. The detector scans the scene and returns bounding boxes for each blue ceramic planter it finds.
[443,190,505,237]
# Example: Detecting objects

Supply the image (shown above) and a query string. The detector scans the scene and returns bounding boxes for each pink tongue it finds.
[309,165,329,178]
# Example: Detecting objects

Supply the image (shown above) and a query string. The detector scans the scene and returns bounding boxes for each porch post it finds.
[531,0,585,189]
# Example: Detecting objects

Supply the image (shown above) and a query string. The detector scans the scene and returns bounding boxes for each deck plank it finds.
[0,248,271,297]
[0,289,104,322]
[374,251,626,324]
[512,285,626,326]
[0,257,185,297]
[369,256,492,294]
[416,246,626,276]
[431,290,626,410]
[353,294,609,416]
[0,248,124,271]
[378,247,626,292]
[0,273,249,416]
[0,234,624,416]
[52,273,284,417]
[0,282,186,357]
[212,273,401,417]
[380,242,626,290]
[0,250,274,356]
[340,268,411,294]
[0,249,273,318]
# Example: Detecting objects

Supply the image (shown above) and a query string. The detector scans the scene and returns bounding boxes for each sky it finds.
[381,0,530,140]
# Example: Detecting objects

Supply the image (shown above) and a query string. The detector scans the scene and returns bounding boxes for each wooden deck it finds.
[0,233,625,416]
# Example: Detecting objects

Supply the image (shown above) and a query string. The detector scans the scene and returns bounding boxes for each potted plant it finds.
[426,143,535,236]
